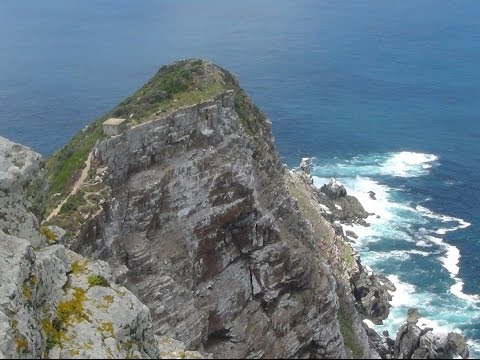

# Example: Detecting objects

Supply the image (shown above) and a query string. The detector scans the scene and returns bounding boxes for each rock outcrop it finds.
[316,179,370,225]
[0,137,205,359]
[350,264,395,325]
[0,136,47,246]
[47,60,354,358]
[320,179,348,199]
[299,157,312,174]
[393,309,469,359]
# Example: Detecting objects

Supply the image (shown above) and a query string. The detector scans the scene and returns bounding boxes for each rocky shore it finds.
[292,158,469,359]
[0,59,471,359]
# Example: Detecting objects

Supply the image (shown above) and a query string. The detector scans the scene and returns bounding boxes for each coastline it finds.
[297,157,478,356]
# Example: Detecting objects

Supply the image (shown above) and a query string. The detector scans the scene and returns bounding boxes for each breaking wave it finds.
[310,150,479,356]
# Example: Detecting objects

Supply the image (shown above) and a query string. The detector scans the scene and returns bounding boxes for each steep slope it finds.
[45,60,360,358]
[0,136,205,359]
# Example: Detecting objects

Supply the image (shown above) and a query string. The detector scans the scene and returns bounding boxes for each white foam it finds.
[416,205,471,231]
[387,275,417,307]
[423,237,480,304]
[370,249,429,262]
[416,316,462,335]
[408,249,430,256]
[442,245,460,276]
[450,279,480,303]
[468,340,480,359]
[381,152,439,178]
[416,240,433,247]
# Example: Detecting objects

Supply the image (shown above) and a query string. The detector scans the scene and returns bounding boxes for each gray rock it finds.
[394,309,469,359]
[320,178,348,199]
[0,228,204,359]
[299,157,312,174]
[0,136,47,247]
[406,308,421,324]
[346,230,358,239]
[350,265,393,324]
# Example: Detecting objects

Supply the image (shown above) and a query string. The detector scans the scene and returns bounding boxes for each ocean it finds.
[1,0,479,355]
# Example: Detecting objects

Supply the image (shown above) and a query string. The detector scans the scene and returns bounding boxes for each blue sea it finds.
[1,0,479,355]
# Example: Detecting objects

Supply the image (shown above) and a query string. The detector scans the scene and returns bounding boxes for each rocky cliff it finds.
[2,59,470,359]
[44,60,371,358]
[0,136,204,359]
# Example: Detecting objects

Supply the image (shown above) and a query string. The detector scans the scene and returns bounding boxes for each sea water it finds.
[0,0,479,355]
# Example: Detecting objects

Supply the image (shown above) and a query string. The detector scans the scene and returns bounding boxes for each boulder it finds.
[0,230,206,359]
[299,157,312,174]
[346,230,359,239]
[394,309,469,359]
[320,178,347,199]
[351,267,393,324]
[406,308,421,324]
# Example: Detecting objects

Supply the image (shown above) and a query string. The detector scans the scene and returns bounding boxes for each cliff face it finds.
[0,137,204,359]
[0,137,47,247]
[41,59,399,358]
[68,83,348,358]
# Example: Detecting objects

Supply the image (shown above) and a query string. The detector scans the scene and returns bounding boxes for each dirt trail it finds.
[44,149,94,223]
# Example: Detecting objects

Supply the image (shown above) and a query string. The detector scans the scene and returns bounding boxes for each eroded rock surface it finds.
[66,66,349,358]
[0,137,205,359]
[0,136,47,246]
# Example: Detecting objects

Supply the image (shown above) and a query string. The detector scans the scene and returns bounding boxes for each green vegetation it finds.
[342,242,356,269]
[46,124,103,206]
[15,336,29,354]
[56,288,89,326]
[338,297,364,358]
[103,295,114,304]
[42,318,63,351]
[60,190,87,214]
[21,275,39,302]
[40,226,57,244]
[112,59,223,123]
[87,274,110,287]
[97,322,114,338]
[22,283,32,301]
[287,177,320,223]
[70,260,88,275]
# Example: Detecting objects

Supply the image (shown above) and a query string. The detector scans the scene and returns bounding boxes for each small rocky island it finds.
[0,60,469,359]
